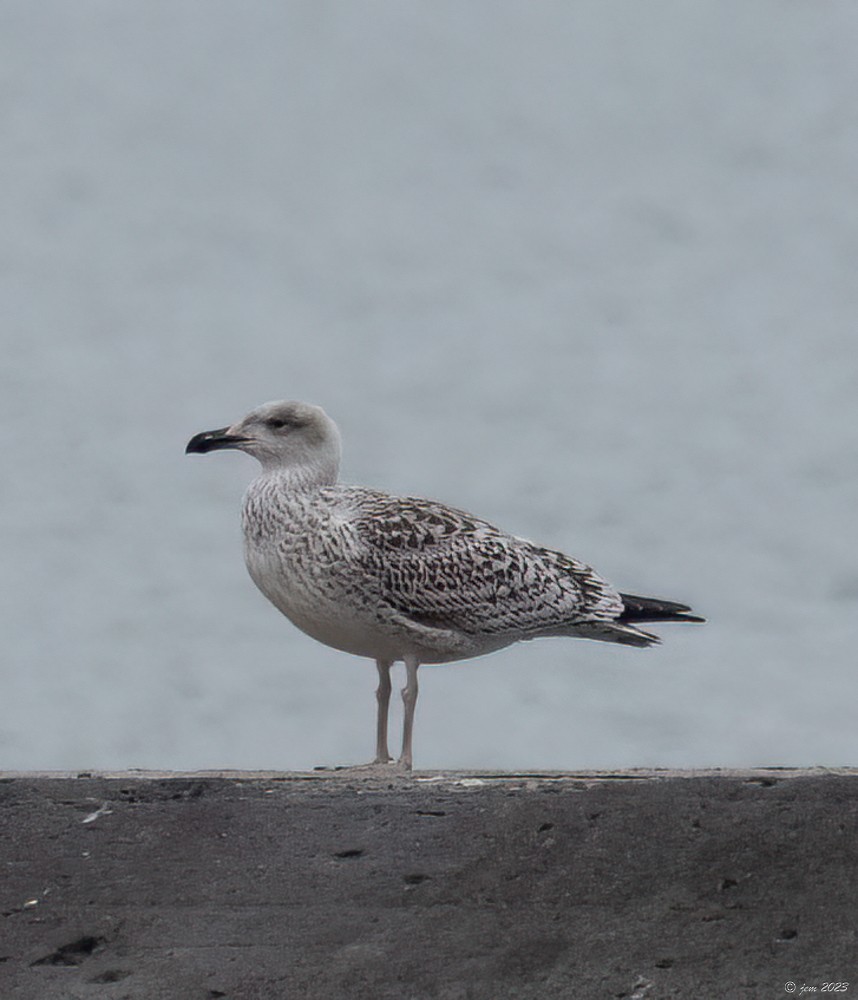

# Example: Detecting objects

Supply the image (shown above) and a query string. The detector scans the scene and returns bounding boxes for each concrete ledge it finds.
[1,769,855,999]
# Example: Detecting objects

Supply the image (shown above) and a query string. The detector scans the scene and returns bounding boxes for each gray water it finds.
[2,1,857,772]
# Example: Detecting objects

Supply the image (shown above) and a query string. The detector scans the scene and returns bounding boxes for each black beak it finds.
[185,427,250,454]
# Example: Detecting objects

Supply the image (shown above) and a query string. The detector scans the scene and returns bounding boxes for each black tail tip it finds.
[618,593,705,625]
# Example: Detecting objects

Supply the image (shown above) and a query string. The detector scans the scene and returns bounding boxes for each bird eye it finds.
[266,418,289,430]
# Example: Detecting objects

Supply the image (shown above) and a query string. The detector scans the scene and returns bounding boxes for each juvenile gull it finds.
[186,401,703,770]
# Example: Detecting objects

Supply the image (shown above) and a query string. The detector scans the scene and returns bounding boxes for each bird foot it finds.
[314,758,412,775]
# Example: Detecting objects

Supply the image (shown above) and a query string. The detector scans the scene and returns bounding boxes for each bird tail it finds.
[568,622,662,647]
[617,593,705,625]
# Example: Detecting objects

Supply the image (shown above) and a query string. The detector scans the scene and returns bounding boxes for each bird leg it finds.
[374,658,393,764]
[398,655,420,770]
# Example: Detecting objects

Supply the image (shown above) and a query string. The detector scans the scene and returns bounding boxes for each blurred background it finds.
[2,1,856,772]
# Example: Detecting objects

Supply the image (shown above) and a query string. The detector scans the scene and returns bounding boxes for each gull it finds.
[186,401,703,770]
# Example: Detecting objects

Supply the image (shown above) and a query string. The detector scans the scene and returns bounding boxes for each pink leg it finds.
[398,655,420,770]
[374,659,393,764]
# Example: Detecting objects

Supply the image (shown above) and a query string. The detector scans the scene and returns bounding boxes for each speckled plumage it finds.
[243,480,628,664]
[187,400,703,769]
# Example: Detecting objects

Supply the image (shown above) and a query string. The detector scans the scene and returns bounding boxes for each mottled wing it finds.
[346,490,621,635]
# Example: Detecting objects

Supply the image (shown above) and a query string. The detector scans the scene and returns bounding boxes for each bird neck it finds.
[258,453,340,490]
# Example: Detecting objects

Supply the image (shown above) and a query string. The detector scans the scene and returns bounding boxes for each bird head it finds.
[186,400,342,479]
